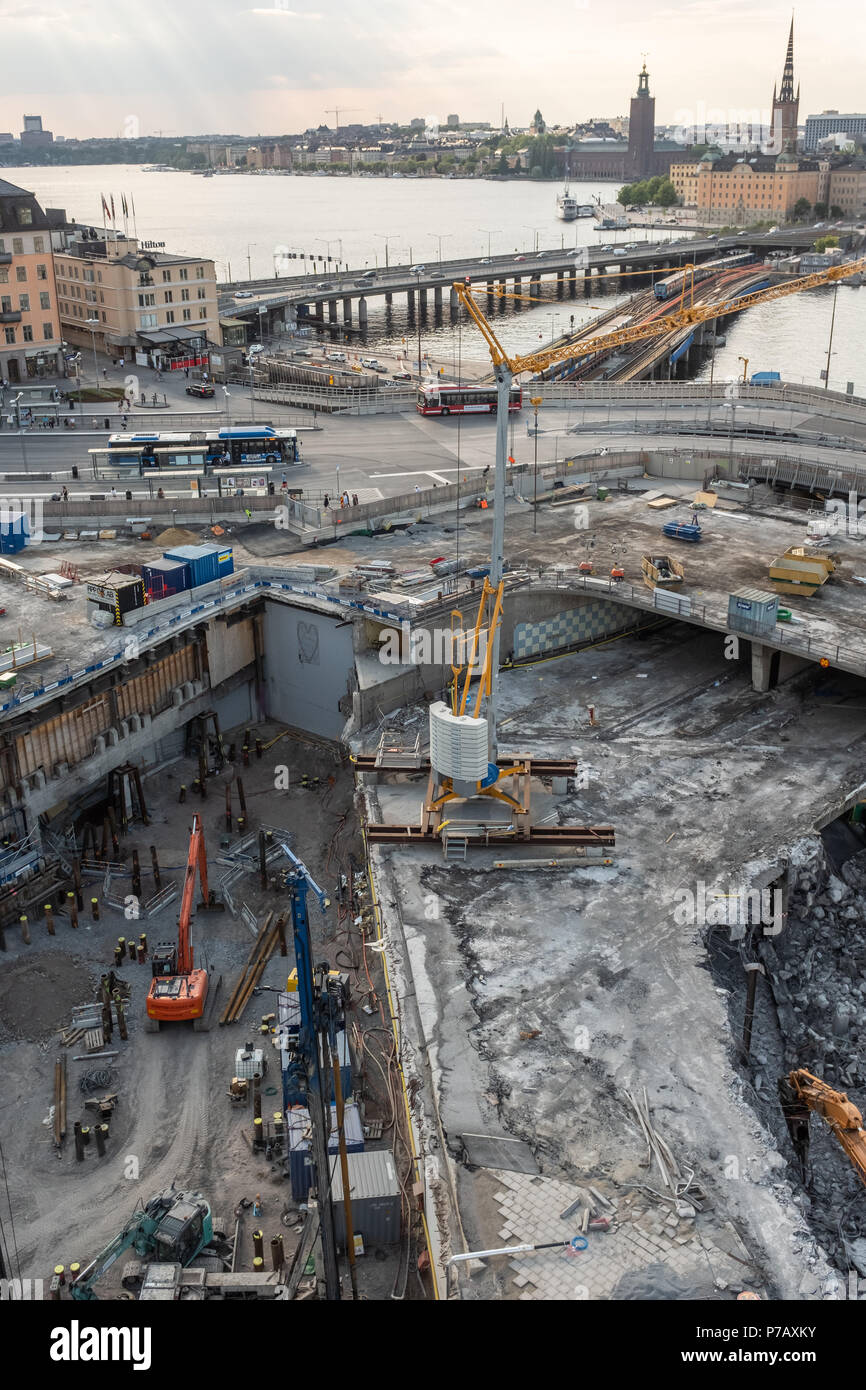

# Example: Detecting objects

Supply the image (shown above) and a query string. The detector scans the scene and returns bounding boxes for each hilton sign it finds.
[140,240,166,250]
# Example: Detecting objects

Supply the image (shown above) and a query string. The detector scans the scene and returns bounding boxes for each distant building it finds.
[446,114,459,128]
[771,20,799,153]
[804,112,866,151]
[828,161,866,218]
[409,118,425,130]
[0,179,63,384]
[51,224,218,370]
[20,114,53,148]
[679,149,828,224]
[566,64,691,180]
[0,134,15,145]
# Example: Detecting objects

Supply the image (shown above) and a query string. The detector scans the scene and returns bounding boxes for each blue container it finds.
[279,995,352,1107]
[0,511,30,554]
[163,544,220,588]
[286,1101,365,1201]
[141,558,191,599]
[662,521,702,543]
[216,548,234,579]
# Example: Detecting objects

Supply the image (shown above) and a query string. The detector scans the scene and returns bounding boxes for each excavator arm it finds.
[782,1068,866,1189]
[177,813,207,975]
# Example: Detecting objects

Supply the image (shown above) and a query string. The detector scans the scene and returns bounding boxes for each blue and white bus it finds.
[90,424,298,480]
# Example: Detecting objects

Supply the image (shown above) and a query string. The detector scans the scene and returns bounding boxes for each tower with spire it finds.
[771,18,800,153]
[627,61,656,177]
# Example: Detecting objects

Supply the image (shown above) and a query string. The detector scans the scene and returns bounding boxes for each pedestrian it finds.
[414,484,421,494]
[323,493,330,509]
[103,367,108,380]
[152,392,157,406]
[184,368,189,379]
[61,486,68,502]
[483,464,490,477]
[119,357,124,370]
[352,492,358,507]
[244,507,252,521]
[109,486,118,498]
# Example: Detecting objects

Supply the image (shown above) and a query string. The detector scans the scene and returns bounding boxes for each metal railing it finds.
[543,569,866,677]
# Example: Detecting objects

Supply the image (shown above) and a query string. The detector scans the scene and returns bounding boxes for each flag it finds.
[121,193,128,217]
[131,194,136,218]
[101,193,110,221]
[110,194,115,221]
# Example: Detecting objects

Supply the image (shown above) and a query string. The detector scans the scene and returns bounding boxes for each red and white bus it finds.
[416,384,523,416]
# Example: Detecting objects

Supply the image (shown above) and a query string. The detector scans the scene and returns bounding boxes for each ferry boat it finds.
[557,184,579,221]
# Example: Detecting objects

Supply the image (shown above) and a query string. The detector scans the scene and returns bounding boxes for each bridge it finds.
[219,229,827,334]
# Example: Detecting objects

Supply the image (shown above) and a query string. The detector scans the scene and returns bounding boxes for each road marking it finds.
[369,466,487,479]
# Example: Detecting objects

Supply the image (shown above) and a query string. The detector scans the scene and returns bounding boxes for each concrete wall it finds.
[500,588,653,660]
[262,603,354,739]
[206,615,256,688]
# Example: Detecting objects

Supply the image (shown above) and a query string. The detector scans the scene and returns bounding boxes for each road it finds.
[0,403,864,507]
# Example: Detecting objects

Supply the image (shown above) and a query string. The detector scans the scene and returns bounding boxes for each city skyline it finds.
[2,0,864,141]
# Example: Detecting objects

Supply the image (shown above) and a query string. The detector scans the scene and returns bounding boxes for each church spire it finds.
[778,16,795,103]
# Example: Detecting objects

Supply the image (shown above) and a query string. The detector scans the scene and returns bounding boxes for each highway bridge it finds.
[219,229,827,334]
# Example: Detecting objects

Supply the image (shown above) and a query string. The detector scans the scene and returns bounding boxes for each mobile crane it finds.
[146,813,218,1030]
[451,253,866,757]
[779,1068,866,1189]
[70,1186,214,1299]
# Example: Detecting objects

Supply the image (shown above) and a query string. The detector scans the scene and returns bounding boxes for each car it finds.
[233,291,254,299]
[360,357,383,371]
[247,342,264,355]
[429,271,445,279]
[600,245,614,252]
[536,250,549,258]
[359,269,376,279]
[392,370,412,381]
[479,257,492,264]
[316,281,334,290]
[185,382,214,398]
[624,242,638,249]
[613,248,627,256]
[326,351,346,362]
[353,279,372,288]
[565,248,584,257]
[514,255,526,262]
[409,263,426,273]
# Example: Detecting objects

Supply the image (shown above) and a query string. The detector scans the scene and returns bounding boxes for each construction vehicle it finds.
[70,1187,214,1299]
[779,1068,866,1188]
[146,813,218,1031]
[642,553,684,589]
[451,253,866,756]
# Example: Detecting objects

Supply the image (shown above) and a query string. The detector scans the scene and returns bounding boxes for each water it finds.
[7,164,864,387]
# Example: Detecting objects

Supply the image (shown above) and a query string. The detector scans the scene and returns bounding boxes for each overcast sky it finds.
[2,0,863,139]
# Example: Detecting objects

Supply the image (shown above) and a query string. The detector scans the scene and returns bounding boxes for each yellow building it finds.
[671,151,829,224]
[828,162,866,218]
[52,226,218,371]
[0,178,63,383]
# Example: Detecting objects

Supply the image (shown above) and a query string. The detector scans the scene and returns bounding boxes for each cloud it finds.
[247,7,324,16]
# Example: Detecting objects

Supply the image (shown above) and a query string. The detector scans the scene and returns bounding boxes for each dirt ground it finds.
[0,721,423,1300]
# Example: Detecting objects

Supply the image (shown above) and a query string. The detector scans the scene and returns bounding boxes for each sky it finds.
[1,0,864,139]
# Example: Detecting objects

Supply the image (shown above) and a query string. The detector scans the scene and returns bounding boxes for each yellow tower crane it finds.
[451,255,866,758]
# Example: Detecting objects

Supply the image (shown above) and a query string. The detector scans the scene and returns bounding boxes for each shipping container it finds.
[163,543,221,588]
[286,1101,365,1201]
[727,587,779,636]
[141,557,191,600]
[0,511,29,555]
[217,548,234,579]
[85,571,145,617]
[330,1150,401,1248]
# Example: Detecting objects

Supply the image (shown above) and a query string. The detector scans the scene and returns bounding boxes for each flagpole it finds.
[131,194,138,244]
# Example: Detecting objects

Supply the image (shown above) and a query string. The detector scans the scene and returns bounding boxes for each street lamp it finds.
[823,282,839,392]
[415,270,424,377]
[374,235,398,269]
[531,396,543,534]
[522,226,542,254]
[246,243,258,281]
[85,318,100,395]
[316,238,344,271]
[478,228,501,258]
[430,233,451,264]
[738,355,749,383]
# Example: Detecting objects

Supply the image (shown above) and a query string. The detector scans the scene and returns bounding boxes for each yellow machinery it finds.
[641,554,685,590]
[780,1068,866,1189]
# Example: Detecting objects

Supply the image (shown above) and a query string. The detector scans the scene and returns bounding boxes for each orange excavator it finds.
[779,1068,866,1189]
[145,814,219,1032]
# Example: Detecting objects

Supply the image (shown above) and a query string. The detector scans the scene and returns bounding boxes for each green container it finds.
[776,608,792,623]
[596,486,609,501]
